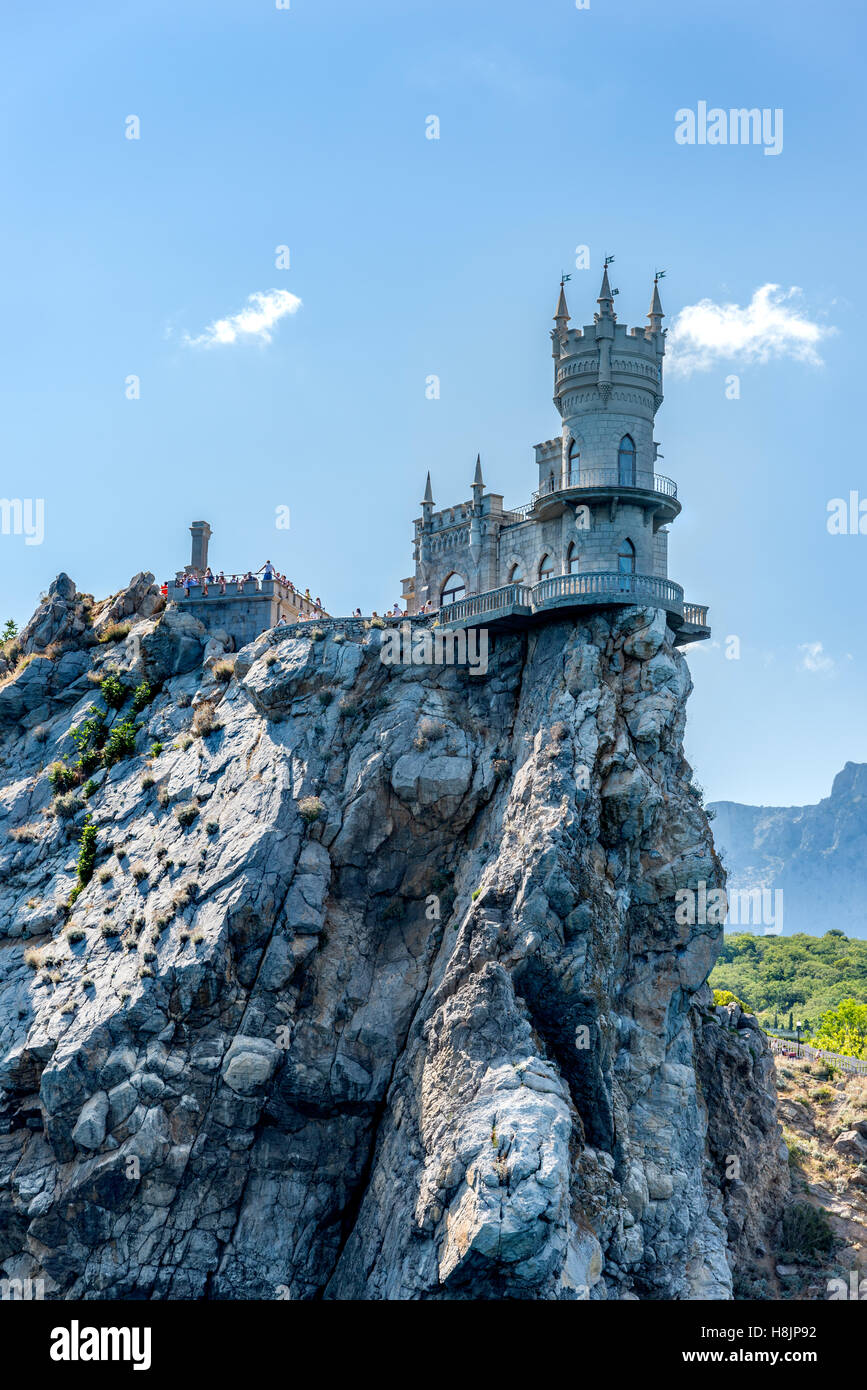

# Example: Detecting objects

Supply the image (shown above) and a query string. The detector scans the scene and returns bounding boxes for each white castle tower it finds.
[404,265,709,645]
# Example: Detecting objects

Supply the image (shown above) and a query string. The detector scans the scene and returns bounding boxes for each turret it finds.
[469,455,484,561]
[471,454,484,508]
[646,272,665,339]
[554,280,570,331]
[420,473,434,565]
[594,261,617,327]
[421,472,434,524]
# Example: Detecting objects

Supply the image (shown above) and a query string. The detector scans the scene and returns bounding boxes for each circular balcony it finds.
[437,570,689,628]
[533,570,684,617]
[527,468,681,524]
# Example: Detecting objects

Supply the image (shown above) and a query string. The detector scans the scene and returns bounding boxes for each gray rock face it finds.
[710,762,867,937]
[139,607,207,682]
[0,590,787,1300]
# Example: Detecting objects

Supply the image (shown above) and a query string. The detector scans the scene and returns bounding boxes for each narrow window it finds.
[618,539,636,574]
[539,553,555,579]
[508,562,524,584]
[618,434,636,486]
[567,542,580,574]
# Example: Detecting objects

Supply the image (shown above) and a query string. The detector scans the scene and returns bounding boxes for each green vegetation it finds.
[131,681,154,714]
[712,988,747,1009]
[297,795,324,824]
[100,672,128,710]
[812,999,867,1060]
[779,1203,835,1265]
[709,931,867,1034]
[70,708,107,772]
[76,817,98,889]
[2,618,18,642]
[48,761,78,793]
[102,719,139,767]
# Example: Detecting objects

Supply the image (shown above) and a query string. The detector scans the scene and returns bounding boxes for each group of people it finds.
[178,564,322,610]
[174,566,422,623]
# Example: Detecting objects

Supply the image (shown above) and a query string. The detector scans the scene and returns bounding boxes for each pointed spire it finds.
[647,272,665,335]
[554,279,570,326]
[597,262,616,317]
[423,471,433,506]
[473,453,484,488]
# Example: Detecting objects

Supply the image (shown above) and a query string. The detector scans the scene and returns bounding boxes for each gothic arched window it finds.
[440,572,466,606]
[568,439,580,480]
[538,553,555,580]
[618,434,636,486]
[567,542,580,574]
[618,539,636,575]
[508,562,524,585]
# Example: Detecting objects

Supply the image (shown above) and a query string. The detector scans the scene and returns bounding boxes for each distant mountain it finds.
[709,763,867,938]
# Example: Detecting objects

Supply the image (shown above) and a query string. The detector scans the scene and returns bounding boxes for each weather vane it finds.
[655,269,667,281]
[560,271,572,285]
[604,254,615,267]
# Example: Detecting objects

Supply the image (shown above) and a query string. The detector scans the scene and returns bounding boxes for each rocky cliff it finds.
[0,576,788,1299]
[710,764,867,939]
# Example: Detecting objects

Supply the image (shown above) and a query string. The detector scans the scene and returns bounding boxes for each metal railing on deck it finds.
[769,1037,867,1076]
[534,571,683,609]
[436,571,686,623]
[531,468,678,505]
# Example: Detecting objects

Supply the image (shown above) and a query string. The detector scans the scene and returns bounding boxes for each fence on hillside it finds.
[769,1037,867,1076]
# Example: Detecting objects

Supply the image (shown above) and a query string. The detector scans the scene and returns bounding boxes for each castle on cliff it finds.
[171,266,709,649]
[401,268,710,645]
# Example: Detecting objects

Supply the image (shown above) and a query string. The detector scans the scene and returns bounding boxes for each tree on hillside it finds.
[812,999,867,1059]
[2,619,17,643]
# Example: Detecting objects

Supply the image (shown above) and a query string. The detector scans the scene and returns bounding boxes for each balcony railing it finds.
[534,571,684,610]
[682,603,709,627]
[439,582,533,623]
[501,503,535,525]
[438,571,687,622]
[531,468,677,505]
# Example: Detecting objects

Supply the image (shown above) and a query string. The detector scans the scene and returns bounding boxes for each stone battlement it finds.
[169,520,327,648]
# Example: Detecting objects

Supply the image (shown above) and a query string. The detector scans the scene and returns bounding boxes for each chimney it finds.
[189,520,212,573]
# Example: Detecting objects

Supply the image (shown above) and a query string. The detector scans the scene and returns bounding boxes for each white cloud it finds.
[184,289,302,348]
[666,284,833,376]
[797,642,836,675]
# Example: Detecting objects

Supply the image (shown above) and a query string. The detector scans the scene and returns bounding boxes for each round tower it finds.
[551,265,666,482]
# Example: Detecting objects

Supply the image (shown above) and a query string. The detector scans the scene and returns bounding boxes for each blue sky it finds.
[0,0,864,807]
